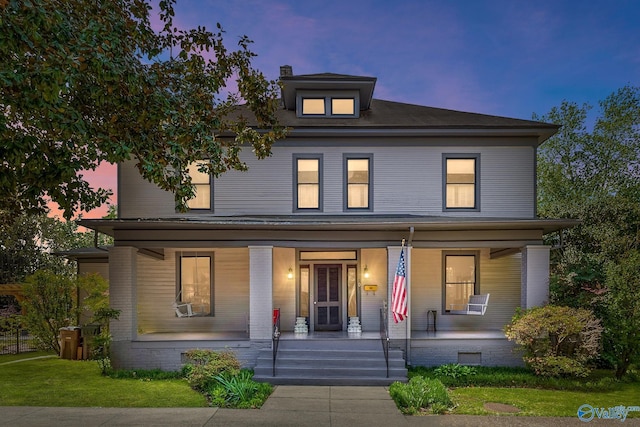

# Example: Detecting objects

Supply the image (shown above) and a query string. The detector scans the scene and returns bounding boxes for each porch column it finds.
[521,245,551,308]
[108,246,138,342]
[387,245,411,340]
[249,246,273,340]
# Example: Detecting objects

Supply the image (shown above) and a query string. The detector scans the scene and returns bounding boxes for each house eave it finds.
[80,216,578,237]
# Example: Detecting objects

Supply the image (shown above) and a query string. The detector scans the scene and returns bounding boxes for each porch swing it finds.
[449,293,490,315]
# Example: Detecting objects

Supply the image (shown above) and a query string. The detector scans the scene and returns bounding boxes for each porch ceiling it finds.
[81,215,577,237]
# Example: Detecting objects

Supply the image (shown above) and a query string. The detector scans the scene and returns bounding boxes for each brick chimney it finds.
[279,65,293,77]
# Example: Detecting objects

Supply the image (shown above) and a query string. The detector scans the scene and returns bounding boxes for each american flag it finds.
[391,246,407,323]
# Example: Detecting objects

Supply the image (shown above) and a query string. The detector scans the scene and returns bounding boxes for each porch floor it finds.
[134,330,506,341]
[135,331,249,341]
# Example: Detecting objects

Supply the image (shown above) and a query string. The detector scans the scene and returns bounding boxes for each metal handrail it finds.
[272,308,281,377]
[380,307,389,378]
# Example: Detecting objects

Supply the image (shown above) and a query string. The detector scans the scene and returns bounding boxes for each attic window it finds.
[302,98,325,115]
[297,90,359,118]
[331,98,355,115]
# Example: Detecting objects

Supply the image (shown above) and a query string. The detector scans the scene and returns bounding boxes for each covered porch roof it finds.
[79,215,577,259]
[80,214,577,236]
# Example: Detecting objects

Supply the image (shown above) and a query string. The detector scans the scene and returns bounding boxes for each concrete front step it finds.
[253,375,408,386]
[253,338,408,386]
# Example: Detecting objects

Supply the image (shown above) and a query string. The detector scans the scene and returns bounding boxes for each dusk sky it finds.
[80,0,640,218]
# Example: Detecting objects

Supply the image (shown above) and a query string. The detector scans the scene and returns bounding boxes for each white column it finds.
[249,246,274,340]
[521,245,551,308]
[387,245,411,340]
[108,246,138,341]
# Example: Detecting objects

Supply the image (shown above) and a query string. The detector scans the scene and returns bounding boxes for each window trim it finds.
[442,153,481,212]
[442,251,479,314]
[185,161,213,212]
[176,252,215,316]
[343,153,373,211]
[293,154,323,212]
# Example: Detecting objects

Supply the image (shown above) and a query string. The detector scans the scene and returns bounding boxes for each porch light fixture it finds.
[363,265,370,279]
[287,268,294,279]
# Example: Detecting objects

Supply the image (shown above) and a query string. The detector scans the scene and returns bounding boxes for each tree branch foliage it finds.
[535,85,640,376]
[0,0,286,220]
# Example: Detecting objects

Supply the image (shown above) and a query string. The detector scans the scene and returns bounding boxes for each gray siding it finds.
[117,139,536,219]
[137,248,250,334]
[410,249,521,332]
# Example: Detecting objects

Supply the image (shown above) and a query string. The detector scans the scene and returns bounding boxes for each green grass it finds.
[407,365,640,417]
[451,384,640,417]
[0,355,206,407]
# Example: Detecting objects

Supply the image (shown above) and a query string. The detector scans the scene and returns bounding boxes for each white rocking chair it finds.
[449,293,490,315]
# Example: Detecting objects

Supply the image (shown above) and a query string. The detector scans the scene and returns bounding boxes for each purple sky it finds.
[78,0,640,218]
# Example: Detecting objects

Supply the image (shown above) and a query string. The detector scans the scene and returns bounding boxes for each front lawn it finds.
[0,354,206,407]
[402,365,640,417]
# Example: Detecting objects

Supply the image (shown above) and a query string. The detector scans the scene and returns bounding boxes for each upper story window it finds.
[294,154,323,211]
[298,90,359,118]
[344,154,372,211]
[186,161,212,210]
[443,154,480,211]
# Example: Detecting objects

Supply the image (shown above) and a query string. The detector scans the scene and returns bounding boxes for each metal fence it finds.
[0,327,38,355]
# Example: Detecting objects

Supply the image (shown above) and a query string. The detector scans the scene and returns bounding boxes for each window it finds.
[294,155,322,210]
[443,253,477,313]
[299,265,310,318]
[444,154,480,210]
[331,98,355,115]
[344,155,372,210]
[302,98,325,115]
[296,90,359,118]
[186,161,211,210]
[177,253,213,316]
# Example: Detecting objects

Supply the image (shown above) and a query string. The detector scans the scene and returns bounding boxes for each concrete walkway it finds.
[2,386,638,426]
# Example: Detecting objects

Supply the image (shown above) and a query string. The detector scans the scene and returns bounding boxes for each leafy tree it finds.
[20,270,79,353]
[0,214,78,283]
[0,0,286,221]
[535,85,640,371]
[602,251,640,378]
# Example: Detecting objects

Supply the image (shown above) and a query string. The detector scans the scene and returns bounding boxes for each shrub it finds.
[182,349,241,391]
[389,376,453,415]
[505,305,603,377]
[207,369,272,408]
[433,363,477,379]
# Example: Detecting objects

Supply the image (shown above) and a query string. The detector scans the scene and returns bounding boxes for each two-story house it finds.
[78,66,574,384]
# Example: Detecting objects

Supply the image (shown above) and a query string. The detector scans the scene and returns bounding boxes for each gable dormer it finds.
[279,65,376,118]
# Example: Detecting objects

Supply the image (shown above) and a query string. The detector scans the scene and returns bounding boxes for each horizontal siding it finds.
[117,138,536,219]
[273,247,296,331]
[137,248,249,334]
[410,249,521,332]
[118,160,176,218]
[360,248,387,332]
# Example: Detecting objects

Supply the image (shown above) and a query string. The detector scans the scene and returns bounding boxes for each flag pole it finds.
[402,239,409,365]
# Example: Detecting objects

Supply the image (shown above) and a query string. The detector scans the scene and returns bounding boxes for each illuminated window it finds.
[296,91,359,118]
[345,155,372,210]
[177,253,213,316]
[331,98,355,115]
[444,254,477,313]
[444,155,479,210]
[186,162,211,210]
[302,98,325,115]
[294,155,322,210]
